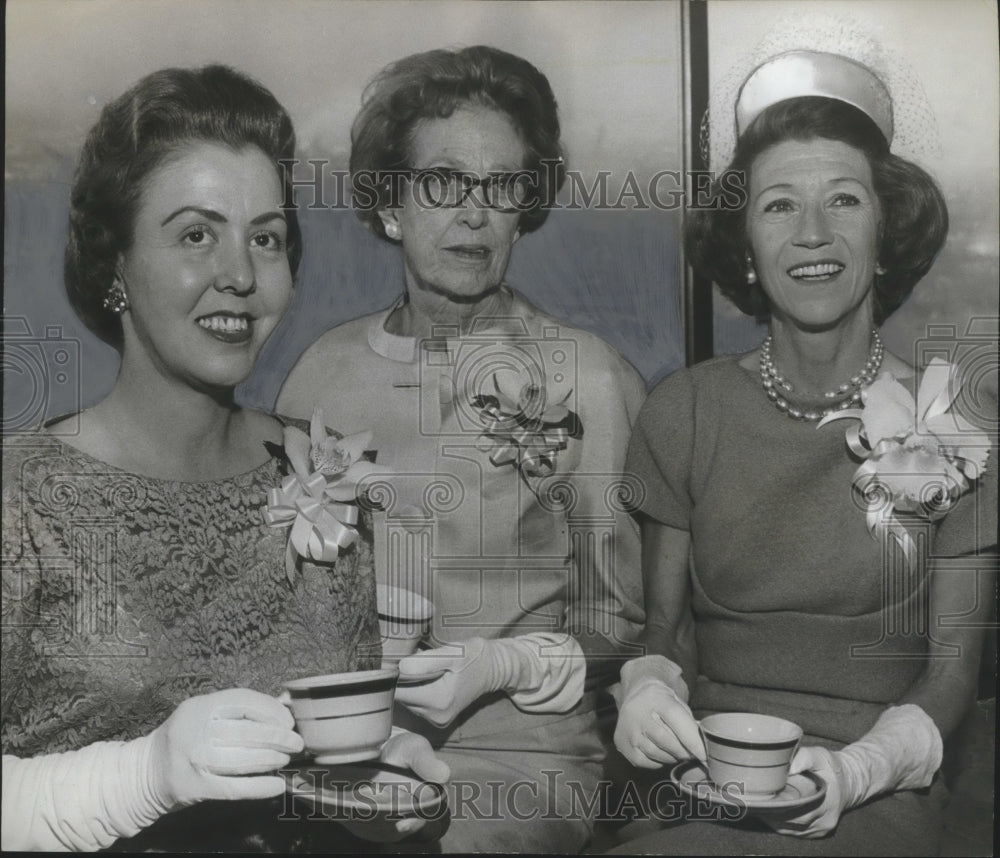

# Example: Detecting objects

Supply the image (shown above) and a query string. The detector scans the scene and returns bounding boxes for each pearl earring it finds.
[746,256,758,285]
[385,223,401,240]
[875,262,887,276]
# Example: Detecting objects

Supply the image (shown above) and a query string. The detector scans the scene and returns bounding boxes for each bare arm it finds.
[898,552,996,739]
[637,516,697,683]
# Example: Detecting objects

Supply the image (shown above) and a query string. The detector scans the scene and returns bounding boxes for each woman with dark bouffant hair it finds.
[2,64,444,852]
[687,97,949,326]
[280,45,646,853]
[611,35,996,858]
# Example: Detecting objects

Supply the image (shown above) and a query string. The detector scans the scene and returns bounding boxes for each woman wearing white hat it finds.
[610,24,996,857]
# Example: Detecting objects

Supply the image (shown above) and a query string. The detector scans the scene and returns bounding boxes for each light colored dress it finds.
[612,355,997,856]
[1,421,381,851]
[280,285,647,852]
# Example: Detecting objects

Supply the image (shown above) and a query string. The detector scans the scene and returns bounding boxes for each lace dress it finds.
[1,423,381,851]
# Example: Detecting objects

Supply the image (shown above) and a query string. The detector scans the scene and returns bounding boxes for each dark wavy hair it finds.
[65,64,302,350]
[686,97,949,325]
[349,45,566,239]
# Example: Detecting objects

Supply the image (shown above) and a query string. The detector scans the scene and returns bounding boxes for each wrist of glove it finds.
[615,654,690,705]
[773,704,943,839]
[612,655,705,768]
[396,634,585,728]
[809,703,942,809]
[0,739,168,851]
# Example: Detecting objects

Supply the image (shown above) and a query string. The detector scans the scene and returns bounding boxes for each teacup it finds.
[377,584,434,663]
[699,712,803,796]
[279,666,399,764]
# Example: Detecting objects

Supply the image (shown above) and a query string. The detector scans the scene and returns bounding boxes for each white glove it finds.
[0,688,304,851]
[767,704,943,838]
[149,688,305,809]
[395,633,585,728]
[612,655,706,768]
[339,727,452,843]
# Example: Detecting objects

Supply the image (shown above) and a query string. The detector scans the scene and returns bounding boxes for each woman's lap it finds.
[603,777,948,856]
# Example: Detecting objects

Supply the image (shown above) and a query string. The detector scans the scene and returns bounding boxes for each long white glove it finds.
[395,633,585,728]
[1,689,304,852]
[612,655,706,768]
[767,704,943,839]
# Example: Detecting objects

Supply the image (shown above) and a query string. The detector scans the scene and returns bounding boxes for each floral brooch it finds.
[471,373,582,492]
[819,358,990,563]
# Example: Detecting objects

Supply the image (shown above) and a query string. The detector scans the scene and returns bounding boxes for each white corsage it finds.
[265,409,387,583]
[819,358,990,562]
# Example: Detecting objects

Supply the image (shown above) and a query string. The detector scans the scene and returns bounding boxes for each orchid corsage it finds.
[471,372,583,492]
[265,409,387,583]
[818,358,990,563]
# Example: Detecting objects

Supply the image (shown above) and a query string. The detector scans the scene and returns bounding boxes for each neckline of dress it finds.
[31,419,281,487]
[367,285,519,362]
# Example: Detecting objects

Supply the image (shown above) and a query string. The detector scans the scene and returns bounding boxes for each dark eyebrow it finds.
[251,211,287,226]
[160,206,225,227]
[159,207,286,227]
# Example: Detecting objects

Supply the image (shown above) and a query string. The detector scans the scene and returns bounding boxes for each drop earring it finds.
[746,255,758,285]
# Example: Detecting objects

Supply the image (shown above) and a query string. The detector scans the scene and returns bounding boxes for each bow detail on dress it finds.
[265,409,387,583]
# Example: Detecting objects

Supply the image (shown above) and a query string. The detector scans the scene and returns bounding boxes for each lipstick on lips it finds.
[196,311,253,344]
[787,259,845,282]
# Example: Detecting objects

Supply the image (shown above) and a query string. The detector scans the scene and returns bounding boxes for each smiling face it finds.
[380,105,525,302]
[747,138,882,332]
[118,142,293,390]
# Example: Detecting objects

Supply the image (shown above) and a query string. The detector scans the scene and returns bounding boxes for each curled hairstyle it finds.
[65,64,302,350]
[349,45,566,239]
[686,97,949,324]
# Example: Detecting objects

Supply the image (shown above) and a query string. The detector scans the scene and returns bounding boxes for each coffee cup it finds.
[279,666,398,764]
[699,712,803,796]
[377,584,433,663]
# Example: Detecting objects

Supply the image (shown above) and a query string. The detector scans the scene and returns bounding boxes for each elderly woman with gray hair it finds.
[280,45,646,852]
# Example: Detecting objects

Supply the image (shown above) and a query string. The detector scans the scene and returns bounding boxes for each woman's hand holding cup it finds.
[149,688,304,810]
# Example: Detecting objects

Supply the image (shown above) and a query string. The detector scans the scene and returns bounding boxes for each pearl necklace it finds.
[759,329,884,421]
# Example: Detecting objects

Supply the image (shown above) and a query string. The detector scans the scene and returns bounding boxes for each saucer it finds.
[396,667,448,686]
[285,761,445,815]
[670,760,826,812]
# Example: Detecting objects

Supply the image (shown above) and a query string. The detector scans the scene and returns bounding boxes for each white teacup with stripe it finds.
[699,712,803,797]
[279,666,399,764]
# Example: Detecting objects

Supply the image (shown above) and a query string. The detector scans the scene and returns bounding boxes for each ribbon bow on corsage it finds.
[265,409,386,583]
[471,373,583,490]
[818,358,990,564]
